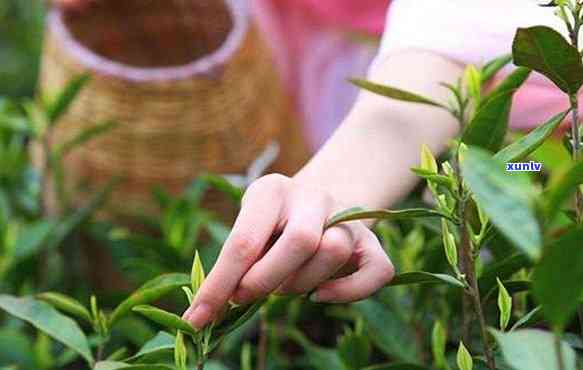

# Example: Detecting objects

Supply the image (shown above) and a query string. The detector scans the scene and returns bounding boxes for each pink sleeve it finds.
[372,0,564,70]
[252,0,386,149]
[370,0,579,131]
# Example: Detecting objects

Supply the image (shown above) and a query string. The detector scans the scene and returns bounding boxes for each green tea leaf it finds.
[491,329,576,370]
[495,110,568,163]
[481,67,531,107]
[464,65,482,106]
[132,305,196,336]
[212,299,265,343]
[513,26,583,94]
[326,207,454,229]
[362,365,428,370]
[461,148,542,259]
[462,90,513,152]
[456,342,473,370]
[0,115,30,133]
[286,329,345,370]
[23,101,49,138]
[483,280,531,303]
[174,331,187,370]
[532,228,583,330]
[36,292,92,324]
[199,173,244,203]
[420,144,438,173]
[55,121,118,158]
[106,348,129,362]
[410,168,454,188]
[510,306,543,332]
[478,254,532,293]
[353,300,419,363]
[241,342,252,370]
[191,251,205,295]
[34,333,54,369]
[94,362,174,370]
[496,279,512,331]
[338,330,371,370]
[108,317,156,347]
[13,220,55,261]
[46,178,119,252]
[544,160,583,223]
[350,79,447,109]
[110,273,190,325]
[182,287,193,305]
[431,321,448,370]
[441,220,458,269]
[0,295,93,364]
[46,74,90,124]
[0,328,36,370]
[125,331,174,362]
[481,54,513,84]
[387,272,464,288]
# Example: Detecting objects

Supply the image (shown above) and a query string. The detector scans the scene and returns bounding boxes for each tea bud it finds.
[421,144,438,174]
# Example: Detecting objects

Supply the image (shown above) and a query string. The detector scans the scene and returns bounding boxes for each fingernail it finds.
[188,304,213,329]
[182,306,194,321]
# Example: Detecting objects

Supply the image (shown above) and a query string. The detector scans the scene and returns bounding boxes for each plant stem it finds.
[571,96,583,338]
[461,290,473,345]
[567,4,583,339]
[554,331,566,370]
[257,310,268,370]
[41,135,52,217]
[451,101,475,346]
[96,344,104,362]
[459,218,496,370]
[448,83,494,369]
[569,96,583,224]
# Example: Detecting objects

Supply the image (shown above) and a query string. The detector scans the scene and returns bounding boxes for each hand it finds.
[183,174,394,329]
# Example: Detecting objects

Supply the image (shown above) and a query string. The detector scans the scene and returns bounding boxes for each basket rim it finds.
[48,0,249,82]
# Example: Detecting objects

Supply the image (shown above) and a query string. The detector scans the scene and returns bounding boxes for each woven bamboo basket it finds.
[38,0,309,218]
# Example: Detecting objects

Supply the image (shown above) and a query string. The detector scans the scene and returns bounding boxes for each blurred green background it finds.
[0,0,45,98]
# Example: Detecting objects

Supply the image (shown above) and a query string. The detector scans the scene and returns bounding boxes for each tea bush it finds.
[1,1,583,370]
[0,0,44,97]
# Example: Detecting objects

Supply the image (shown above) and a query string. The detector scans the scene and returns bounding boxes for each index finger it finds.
[183,179,285,328]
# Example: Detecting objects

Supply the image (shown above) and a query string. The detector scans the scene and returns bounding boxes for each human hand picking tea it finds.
[182,174,395,329]
[183,49,463,330]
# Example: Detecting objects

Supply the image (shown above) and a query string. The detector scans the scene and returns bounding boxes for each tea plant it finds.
[0,250,261,370]
[0,0,44,97]
[0,74,119,294]
[316,2,583,369]
[134,252,263,370]
[4,2,583,370]
[92,144,277,285]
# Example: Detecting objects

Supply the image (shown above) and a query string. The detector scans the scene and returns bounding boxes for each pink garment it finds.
[509,79,573,130]
[377,0,580,130]
[256,0,579,146]
[296,0,389,35]
[252,0,389,150]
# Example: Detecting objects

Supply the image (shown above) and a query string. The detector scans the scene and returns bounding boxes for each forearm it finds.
[294,50,463,210]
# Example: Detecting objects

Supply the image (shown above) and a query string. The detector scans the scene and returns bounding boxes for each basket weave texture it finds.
[39,0,308,216]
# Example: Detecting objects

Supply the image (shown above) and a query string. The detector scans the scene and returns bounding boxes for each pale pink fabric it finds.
[252,0,389,150]
[296,0,389,35]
